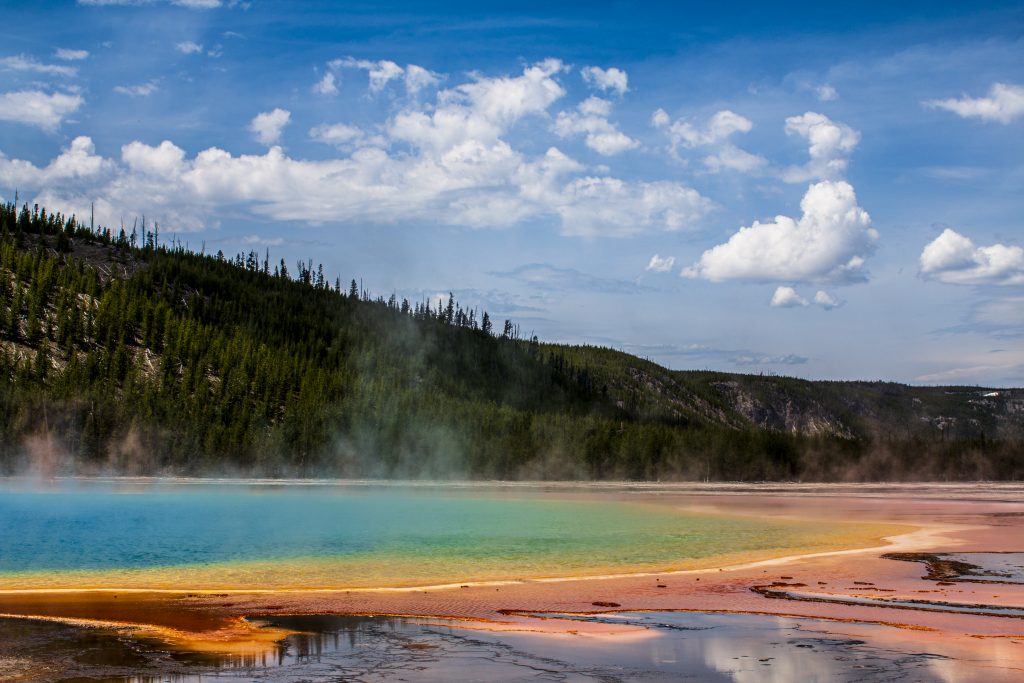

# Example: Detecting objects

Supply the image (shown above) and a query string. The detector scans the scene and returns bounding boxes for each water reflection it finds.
[1,612,977,682]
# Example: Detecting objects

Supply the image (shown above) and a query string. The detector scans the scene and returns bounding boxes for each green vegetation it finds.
[1,201,1021,480]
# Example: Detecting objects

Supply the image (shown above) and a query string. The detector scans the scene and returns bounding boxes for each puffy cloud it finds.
[248,108,290,145]
[646,254,675,272]
[653,108,766,173]
[331,58,439,96]
[313,72,338,95]
[0,55,77,77]
[547,174,711,237]
[54,49,89,61]
[15,138,202,231]
[770,286,808,308]
[175,41,204,54]
[336,58,404,93]
[446,58,566,131]
[816,84,838,102]
[113,82,158,97]
[388,59,565,153]
[656,109,752,148]
[580,66,628,96]
[683,180,877,284]
[121,139,187,177]
[769,286,843,309]
[0,90,82,130]
[553,96,638,156]
[578,97,611,117]
[1,61,709,239]
[920,228,1024,285]
[813,290,843,309]
[0,136,111,187]
[404,64,440,95]
[925,83,1024,124]
[782,112,859,183]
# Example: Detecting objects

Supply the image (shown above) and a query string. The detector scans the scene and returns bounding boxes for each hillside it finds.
[1,201,1021,481]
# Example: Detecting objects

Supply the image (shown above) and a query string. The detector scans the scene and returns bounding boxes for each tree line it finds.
[0,200,1019,481]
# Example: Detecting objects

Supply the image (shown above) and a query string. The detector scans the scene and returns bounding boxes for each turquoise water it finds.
[0,483,880,589]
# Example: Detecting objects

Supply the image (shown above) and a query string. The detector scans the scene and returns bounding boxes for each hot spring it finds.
[0,481,899,590]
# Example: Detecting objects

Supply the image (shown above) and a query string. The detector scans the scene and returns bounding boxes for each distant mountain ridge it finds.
[1,201,1021,481]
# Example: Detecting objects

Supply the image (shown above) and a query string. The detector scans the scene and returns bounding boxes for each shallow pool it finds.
[0,481,891,589]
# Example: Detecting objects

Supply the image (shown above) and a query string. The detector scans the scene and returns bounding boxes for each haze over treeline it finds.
[1,202,1021,481]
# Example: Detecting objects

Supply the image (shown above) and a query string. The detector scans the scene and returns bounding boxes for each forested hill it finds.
[1,201,1022,481]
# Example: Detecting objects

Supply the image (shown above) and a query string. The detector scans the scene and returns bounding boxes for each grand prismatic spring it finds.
[0,482,897,591]
[1,481,1023,681]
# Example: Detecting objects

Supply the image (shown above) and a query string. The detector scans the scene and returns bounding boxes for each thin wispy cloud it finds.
[114,82,158,97]
[1,54,77,77]
[926,83,1024,124]
[493,263,649,294]
[54,48,89,61]
[175,41,204,54]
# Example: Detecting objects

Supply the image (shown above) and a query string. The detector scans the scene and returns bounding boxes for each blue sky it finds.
[1,0,1022,385]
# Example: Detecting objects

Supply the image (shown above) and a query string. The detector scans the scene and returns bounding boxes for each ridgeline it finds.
[1,201,1021,480]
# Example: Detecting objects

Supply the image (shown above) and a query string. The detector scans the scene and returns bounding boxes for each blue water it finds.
[0,482,864,588]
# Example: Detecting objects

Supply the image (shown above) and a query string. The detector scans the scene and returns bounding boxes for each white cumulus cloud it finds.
[313,72,338,95]
[652,108,766,173]
[770,286,808,308]
[769,287,843,309]
[248,108,291,146]
[646,254,675,272]
[553,96,638,156]
[813,290,842,309]
[404,64,440,95]
[0,136,112,186]
[331,58,439,96]
[580,66,628,96]
[920,228,1024,285]
[121,139,187,177]
[0,90,82,130]
[336,58,404,93]
[0,61,710,239]
[683,180,877,284]
[655,109,752,147]
[925,83,1024,124]
[782,112,859,183]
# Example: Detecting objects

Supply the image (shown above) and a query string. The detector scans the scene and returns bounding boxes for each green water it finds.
[0,482,885,589]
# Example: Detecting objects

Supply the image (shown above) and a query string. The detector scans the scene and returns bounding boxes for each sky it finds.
[0,1,1022,386]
